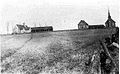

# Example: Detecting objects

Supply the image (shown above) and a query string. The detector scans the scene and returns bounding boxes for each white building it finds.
[13,23,31,34]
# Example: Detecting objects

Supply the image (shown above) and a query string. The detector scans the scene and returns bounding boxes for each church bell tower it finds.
[105,9,116,28]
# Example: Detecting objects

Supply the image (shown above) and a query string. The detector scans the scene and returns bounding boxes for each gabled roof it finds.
[78,20,88,25]
[105,18,115,24]
[89,25,105,27]
[16,24,30,30]
[105,9,115,24]
[31,26,53,30]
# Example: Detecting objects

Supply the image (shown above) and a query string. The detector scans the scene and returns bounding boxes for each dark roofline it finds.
[105,18,116,24]
[16,24,30,30]
[79,20,88,25]
[16,24,20,25]
[31,26,53,28]
[89,25,105,26]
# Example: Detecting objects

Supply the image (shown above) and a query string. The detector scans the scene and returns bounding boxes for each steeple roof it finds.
[108,9,111,19]
[16,24,30,30]
[105,9,115,24]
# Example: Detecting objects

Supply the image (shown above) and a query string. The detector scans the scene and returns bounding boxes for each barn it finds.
[31,26,53,33]
[88,25,105,29]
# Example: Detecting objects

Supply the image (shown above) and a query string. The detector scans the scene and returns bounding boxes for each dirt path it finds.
[1,34,33,62]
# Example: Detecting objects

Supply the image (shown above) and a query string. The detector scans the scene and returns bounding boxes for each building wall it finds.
[78,25,88,29]
[89,25,105,29]
[26,28,31,33]
[21,29,25,33]
[107,22,115,28]
[13,26,20,34]
[78,22,88,29]
[13,26,31,34]
[31,27,53,33]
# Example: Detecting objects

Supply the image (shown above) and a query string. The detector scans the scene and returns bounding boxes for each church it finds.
[78,10,116,29]
[105,10,116,28]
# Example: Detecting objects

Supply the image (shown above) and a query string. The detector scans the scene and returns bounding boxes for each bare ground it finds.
[0,28,116,74]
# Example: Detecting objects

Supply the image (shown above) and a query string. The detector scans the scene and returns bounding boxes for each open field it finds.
[0,28,117,74]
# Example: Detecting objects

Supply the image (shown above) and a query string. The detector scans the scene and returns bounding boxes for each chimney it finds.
[23,22,25,26]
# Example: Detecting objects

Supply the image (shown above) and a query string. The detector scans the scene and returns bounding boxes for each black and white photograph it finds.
[0,0,119,74]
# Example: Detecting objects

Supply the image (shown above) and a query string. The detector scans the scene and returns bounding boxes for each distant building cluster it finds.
[12,23,53,34]
[12,10,116,34]
[78,10,116,29]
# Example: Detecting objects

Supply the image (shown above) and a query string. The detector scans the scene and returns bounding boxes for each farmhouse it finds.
[78,10,116,30]
[78,20,89,29]
[78,20,105,29]
[31,26,53,33]
[13,23,31,34]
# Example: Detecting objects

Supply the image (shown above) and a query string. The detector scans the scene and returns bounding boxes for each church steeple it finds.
[105,9,116,28]
[108,9,111,19]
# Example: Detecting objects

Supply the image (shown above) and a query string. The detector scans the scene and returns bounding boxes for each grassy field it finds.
[0,28,116,74]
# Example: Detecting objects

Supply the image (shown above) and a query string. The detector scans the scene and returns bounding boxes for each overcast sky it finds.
[0,0,119,34]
